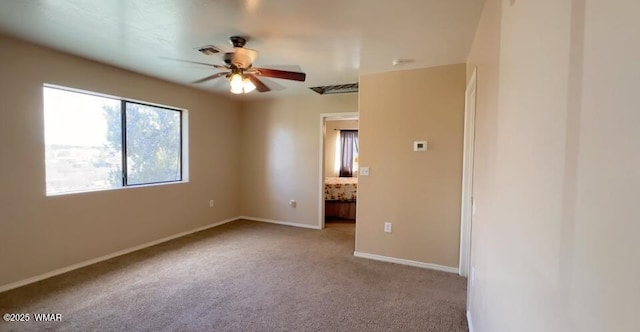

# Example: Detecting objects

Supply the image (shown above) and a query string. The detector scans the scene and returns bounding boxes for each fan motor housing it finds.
[223,52,252,69]
[229,36,247,48]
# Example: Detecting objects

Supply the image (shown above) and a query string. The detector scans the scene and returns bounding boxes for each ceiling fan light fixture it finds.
[229,73,244,94]
[242,77,256,93]
[229,72,257,94]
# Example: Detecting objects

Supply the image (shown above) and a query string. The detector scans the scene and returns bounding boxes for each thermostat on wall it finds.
[413,141,428,152]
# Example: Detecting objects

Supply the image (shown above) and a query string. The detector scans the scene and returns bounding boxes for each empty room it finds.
[0,0,637,331]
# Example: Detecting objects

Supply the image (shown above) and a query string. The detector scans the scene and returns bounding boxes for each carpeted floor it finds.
[0,219,468,331]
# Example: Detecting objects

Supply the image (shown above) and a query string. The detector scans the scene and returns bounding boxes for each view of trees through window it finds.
[44,86,182,195]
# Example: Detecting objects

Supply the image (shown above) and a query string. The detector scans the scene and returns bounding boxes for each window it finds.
[43,86,184,195]
[338,130,359,177]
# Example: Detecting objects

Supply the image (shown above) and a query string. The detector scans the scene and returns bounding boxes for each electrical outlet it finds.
[413,141,428,151]
[384,222,392,233]
[289,200,297,208]
[359,167,370,176]
[209,200,214,208]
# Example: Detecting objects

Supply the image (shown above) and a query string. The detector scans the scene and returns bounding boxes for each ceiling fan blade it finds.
[192,72,228,84]
[252,67,306,82]
[160,57,228,69]
[246,74,271,93]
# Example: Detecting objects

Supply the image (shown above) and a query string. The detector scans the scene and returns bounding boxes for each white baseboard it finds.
[239,216,322,230]
[0,216,240,293]
[353,251,459,274]
[467,310,474,332]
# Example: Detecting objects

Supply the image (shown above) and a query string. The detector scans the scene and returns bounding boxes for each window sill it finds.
[45,180,189,197]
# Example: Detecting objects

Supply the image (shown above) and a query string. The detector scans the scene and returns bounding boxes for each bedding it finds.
[324,177,357,201]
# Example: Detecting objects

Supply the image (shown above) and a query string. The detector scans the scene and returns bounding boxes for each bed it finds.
[324,177,357,220]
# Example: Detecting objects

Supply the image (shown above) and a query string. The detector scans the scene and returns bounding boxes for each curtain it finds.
[339,130,358,177]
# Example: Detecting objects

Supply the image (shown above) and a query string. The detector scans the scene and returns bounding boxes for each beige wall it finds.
[239,94,358,226]
[466,0,639,331]
[324,119,359,178]
[0,35,241,287]
[465,0,503,330]
[570,1,639,328]
[356,64,466,268]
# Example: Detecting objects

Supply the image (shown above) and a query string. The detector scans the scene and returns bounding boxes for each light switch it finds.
[359,167,370,176]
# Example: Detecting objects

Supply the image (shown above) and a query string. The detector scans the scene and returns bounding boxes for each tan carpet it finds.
[0,220,468,331]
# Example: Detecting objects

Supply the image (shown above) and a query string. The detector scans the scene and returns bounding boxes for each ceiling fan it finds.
[177,36,306,94]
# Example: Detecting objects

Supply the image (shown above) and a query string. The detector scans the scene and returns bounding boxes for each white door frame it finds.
[459,68,477,277]
[318,112,359,229]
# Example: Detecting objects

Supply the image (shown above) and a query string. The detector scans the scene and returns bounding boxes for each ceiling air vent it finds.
[309,83,358,95]
[197,45,222,55]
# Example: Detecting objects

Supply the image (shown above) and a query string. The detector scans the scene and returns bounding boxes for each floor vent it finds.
[309,83,358,95]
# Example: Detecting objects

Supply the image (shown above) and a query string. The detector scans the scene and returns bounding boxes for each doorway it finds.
[318,113,359,229]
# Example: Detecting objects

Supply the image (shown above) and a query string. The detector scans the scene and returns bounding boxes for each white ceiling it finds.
[0,0,485,99]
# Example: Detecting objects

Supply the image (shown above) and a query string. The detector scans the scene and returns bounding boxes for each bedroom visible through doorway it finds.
[320,114,359,229]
